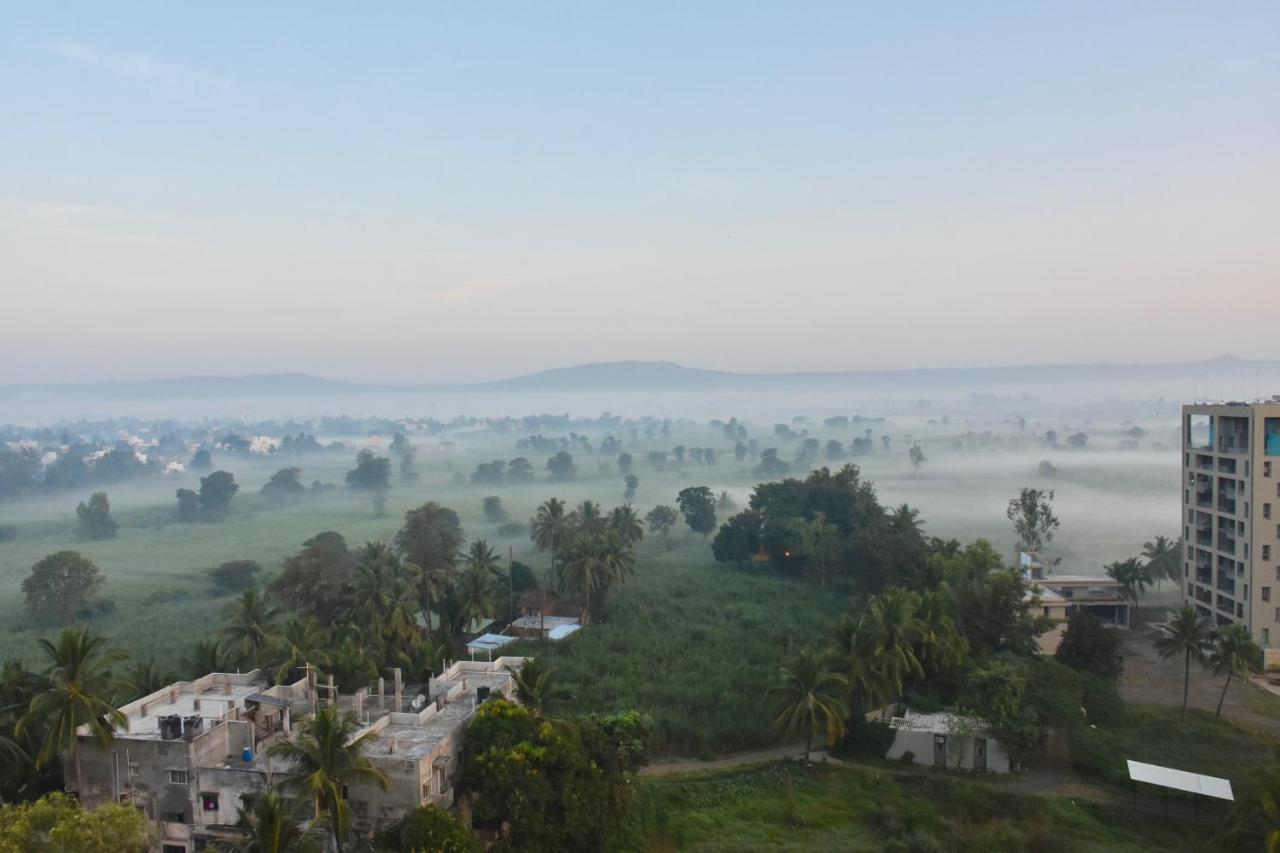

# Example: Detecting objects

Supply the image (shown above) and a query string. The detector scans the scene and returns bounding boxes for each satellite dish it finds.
[410,694,426,711]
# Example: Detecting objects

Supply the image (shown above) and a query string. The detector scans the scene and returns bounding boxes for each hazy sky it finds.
[2,3,1278,384]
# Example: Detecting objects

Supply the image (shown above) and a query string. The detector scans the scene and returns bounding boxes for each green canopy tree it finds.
[22,551,105,625]
[1209,624,1260,717]
[1105,556,1153,605]
[75,492,117,540]
[222,790,324,853]
[0,791,151,853]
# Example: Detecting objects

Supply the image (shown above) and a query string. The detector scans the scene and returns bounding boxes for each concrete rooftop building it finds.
[1182,400,1280,669]
[69,658,525,853]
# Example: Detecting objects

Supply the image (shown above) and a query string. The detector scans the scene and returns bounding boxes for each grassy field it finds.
[615,761,1217,853]
[519,540,849,755]
[0,424,1180,679]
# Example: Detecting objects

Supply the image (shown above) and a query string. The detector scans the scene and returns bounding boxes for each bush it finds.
[372,804,480,852]
[838,719,896,759]
[206,560,262,596]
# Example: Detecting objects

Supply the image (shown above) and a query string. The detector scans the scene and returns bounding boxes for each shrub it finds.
[206,560,262,596]
[839,720,896,759]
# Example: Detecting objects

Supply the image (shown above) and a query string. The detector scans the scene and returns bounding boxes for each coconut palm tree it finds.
[1154,605,1213,716]
[397,635,444,684]
[1261,770,1280,853]
[123,659,177,701]
[608,504,645,547]
[888,503,924,536]
[267,704,388,853]
[221,589,282,665]
[913,589,967,675]
[869,588,924,703]
[183,637,243,679]
[1142,535,1181,592]
[531,498,572,633]
[508,658,564,714]
[273,617,331,684]
[572,500,607,538]
[770,647,848,760]
[17,628,127,799]
[225,789,325,853]
[1209,624,1260,717]
[560,531,635,625]
[829,612,888,725]
[455,566,495,631]
[462,539,501,573]
[404,559,448,632]
[1106,557,1154,606]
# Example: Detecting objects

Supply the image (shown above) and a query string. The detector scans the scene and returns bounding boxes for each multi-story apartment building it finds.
[69,658,524,853]
[1182,401,1280,669]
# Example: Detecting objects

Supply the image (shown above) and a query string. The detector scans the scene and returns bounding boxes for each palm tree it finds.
[913,590,967,675]
[560,531,635,625]
[397,635,443,684]
[888,503,924,536]
[829,612,888,724]
[531,498,572,634]
[224,789,324,853]
[1209,624,1260,717]
[17,628,127,799]
[272,617,331,684]
[404,559,448,633]
[869,588,924,704]
[123,659,177,701]
[608,504,645,547]
[770,647,848,760]
[267,704,388,853]
[572,500,607,538]
[1106,557,1154,606]
[183,637,243,678]
[1154,605,1213,716]
[221,589,282,664]
[508,658,563,714]
[455,566,495,632]
[1142,535,1181,592]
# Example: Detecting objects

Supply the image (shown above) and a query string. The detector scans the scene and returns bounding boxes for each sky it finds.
[2,2,1278,385]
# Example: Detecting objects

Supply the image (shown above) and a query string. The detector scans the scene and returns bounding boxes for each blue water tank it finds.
[242,747,253,763]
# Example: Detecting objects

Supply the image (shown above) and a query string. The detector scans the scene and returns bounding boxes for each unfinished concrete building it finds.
[68,658,525,853]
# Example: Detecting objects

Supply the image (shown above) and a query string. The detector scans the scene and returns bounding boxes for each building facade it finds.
[68,658,524,853]
[1182,401,1280,668]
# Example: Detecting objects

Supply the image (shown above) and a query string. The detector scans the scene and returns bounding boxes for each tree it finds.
[711,509,762,564]
[508,658,563,715]
[221,589,282,664]
[175,488,199,521]
[22,551,105,625]
[198,470,239,516]
[770,647,847,760]
[122,659,176,701]
[272,617,331,684]
[530,498,572,632]
[616,453,633,476]
[546,451,576,482]
[261,467,306,506]
[676,486,717,538]
[1154,605,1213,716]
[869,587,924,701]
[1261,770,1280,853]
[1209,624,1260,717]
[396,503,465,576]
[223,790,324,853]
[506,457,534,482]
[271,532,358,623]
[623,473,639,501]
[608,505,644,547]
[829,612,888,730]
[182,637,242,678]
[908,443,926,469]
[1006,487,1059,555]
[207,560,262,596]
[1141,535,1181,591]
[1056,611,1122,680]
[482,496,509,523]
[345,450,391,515]
[967,657,1042,771]
[189,448,212,470]
[371,804,480,853]
[267,704,388,853]
[17,629,126,801]
[559,531,635,625]
[75,492,117,540]
[1105,556,1152,605]
[645,505,678,536]
[0,791,151,853]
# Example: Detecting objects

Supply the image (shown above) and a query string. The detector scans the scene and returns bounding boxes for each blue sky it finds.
[2,3,1277,383]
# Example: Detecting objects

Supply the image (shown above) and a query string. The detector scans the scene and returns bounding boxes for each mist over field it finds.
[0,361,1196,666]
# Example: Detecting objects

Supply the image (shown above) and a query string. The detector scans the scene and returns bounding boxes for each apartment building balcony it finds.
[1218,497,1238,514]
[1193,586,1213,605]
[1216,576,1236,596]
[1197,455,1215,471]
[1218,458,1238,474]
[1194,566,1213,585]
[1218,440,1249,455]
[1216,595,1236,615]
[1218,534,1236,554]
[1196,531,1213,547]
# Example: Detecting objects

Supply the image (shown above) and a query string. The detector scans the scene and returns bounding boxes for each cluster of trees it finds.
[1155,605,1262,717]
[175,470,239,521]
[1103,535,1182,604]
[469,457,537,485]
[529,498,643,624]
[0,441,157,502]
[458,697,651,851]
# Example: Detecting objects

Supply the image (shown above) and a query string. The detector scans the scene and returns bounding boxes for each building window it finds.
[1265,545,1272,561]
[162,846,187,853]
[1266,503,1273,519]
[201,793,219,812]
[168,769,189,785]
[163,810,185,824]
[1267,461,1274,477]
[1264,587,1272,602]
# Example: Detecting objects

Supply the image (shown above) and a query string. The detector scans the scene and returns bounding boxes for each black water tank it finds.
[476,686,491,703]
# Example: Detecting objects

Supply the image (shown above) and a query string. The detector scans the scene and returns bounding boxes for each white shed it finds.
[876,708,1011,774]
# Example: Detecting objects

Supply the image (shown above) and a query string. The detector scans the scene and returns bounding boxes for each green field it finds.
[617,761,1216,853]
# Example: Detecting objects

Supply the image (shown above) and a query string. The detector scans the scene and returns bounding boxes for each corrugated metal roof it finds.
[1126,760,1234,801]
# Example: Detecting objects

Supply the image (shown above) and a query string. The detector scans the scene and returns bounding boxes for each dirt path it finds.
[1119,607,1280,735]
[641,744,805,776]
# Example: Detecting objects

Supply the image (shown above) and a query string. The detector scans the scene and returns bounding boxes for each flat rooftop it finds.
[883,709,992,736]
[118,678,269,739]
[510,615,580,632]
[363,700,478,762]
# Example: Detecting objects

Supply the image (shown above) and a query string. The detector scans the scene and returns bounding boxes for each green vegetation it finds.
[621,762,1212,853]
[0,791,151,853]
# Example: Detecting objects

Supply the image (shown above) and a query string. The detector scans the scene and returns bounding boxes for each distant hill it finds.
[4,357,1280,402]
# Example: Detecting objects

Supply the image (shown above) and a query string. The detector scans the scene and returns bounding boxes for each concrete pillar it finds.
[378,676,385,711]
[393,667,403,711]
